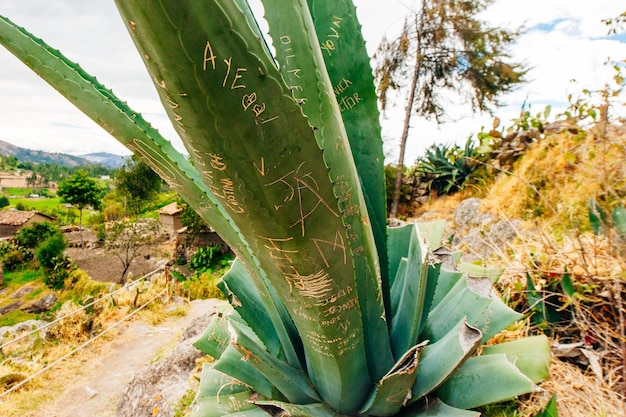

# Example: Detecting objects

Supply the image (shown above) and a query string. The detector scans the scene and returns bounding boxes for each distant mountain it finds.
[0,139,122,168]
[80,152,126,168]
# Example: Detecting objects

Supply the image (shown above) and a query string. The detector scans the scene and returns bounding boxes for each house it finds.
[0,210,55,238]
[157,202,183,233]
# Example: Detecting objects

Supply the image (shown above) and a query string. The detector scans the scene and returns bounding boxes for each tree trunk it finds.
[389,37,422,219]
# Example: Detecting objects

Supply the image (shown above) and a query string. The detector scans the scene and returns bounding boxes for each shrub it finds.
[0,196,9,209]
[36,232,67,269]
[189,245,223,272]
[15,222,58,249]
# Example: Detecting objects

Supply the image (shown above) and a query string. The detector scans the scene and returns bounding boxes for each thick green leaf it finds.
[359,342,426,416]
[403,399,480,417]
[218,258,293,361]
[114,1,373,411]
[193,304,234,359]
[262,0,393,383]
[253,400,342,417]
[421,275,492,344]
[191,365,257,417]
[305,0,389,316]
[411,319,482,400]
[214,345,280,401]
[227,319,321,404]
[436,354,538,409]
[415,220,447,251]
[387,223,415,287]
[0,12,307,378]
[473,296,522,343]
[481,335,551,383]
[390,226,429,358]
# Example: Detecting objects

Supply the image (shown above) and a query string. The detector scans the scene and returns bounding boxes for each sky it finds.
[0,0,624,165]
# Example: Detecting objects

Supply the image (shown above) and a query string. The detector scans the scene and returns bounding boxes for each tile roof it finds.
[0,210,53,226]
[157,202,183,216]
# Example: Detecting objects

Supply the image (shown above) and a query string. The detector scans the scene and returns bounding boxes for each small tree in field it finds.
[57,170,103,250]
[105,218,160,283]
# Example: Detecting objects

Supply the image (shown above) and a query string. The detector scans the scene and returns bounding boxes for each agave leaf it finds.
[402,399,480,417]
[414,220,447,251]
[191,364,257,417]
[435,354,539,409]
[473,296,522,343]
[305,0,389,310]
[114,1,372,411]
[387,223,415,287]
[214,344,280,401]
[194,304,234,359]
[359,342,426,416]
[421,275,492,344]
[218,258,294,361]
[253,400,342,417]
[262,0,393,382]
[390,226,429,358]
[196,364,251,397]
[411,319,482,400]
[227,318,321,404]
[481,335,551,383]
[457,263,503,283]
[220,410,273,417]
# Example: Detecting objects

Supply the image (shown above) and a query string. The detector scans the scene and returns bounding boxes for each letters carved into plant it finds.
[0,1,550,416]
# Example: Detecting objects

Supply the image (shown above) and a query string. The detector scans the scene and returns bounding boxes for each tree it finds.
[105,218,159,283]
[375,0,527,218]
[114,155,162,215]
[57,170,103,249]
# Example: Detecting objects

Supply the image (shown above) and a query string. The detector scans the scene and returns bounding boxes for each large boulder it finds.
[115,311,216,417]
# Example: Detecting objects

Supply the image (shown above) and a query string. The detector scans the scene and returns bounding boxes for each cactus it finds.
[0,1,550,416]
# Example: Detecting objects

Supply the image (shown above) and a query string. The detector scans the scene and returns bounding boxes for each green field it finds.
[8,197,63,212]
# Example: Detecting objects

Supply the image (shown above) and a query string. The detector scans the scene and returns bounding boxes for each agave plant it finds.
[0,1,551,416]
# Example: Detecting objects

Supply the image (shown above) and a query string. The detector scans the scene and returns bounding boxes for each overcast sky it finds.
[0,0,624,165]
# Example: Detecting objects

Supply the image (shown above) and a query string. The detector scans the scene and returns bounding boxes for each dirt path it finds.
[34,298,220,417]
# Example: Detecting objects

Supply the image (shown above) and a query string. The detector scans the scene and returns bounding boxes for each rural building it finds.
[0,210,55,238]
[157,202,183,233]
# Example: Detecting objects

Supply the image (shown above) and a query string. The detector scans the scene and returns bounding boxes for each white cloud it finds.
[0,0,623,165]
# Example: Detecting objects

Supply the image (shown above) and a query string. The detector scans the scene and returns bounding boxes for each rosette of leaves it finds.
[0,1,551,416]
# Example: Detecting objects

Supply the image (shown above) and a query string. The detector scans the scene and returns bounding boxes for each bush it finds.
[15,222,59,249]
[189,245,223,272]
[36,232,67,269]
[2,249,26,271]
[43,255,74,289]
[0,196,9,209]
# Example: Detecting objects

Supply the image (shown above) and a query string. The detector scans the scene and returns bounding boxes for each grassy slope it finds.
[412,120,626,416]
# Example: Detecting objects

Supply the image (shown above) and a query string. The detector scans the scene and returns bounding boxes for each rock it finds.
[24,293,58,314]
[490,219,522,245]
[115,312,216,417]
[0,301,22,315]
[0,319,49,345]
[453,198,492,228]
[11,286,34,299]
